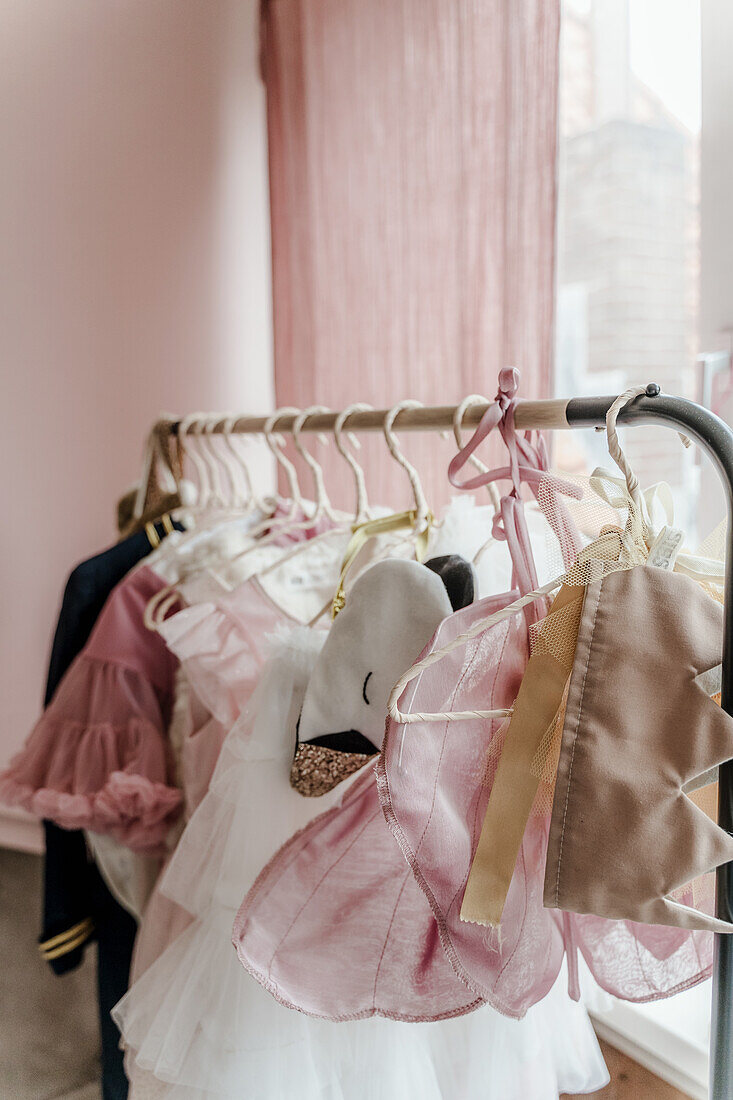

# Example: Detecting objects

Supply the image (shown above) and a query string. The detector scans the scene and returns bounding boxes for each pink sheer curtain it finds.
[261,0,560,510]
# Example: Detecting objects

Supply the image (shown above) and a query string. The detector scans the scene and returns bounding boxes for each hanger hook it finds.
[132,427,159,521]
[453,395,502,511]
[605,386,648,529]
[334,403,373,523]
[218,415,256,510]
[291,406,338,522]
[383,400,431,530]
[177,413,211,507]
[205,415,245,508]
[200,417,229,508]
[263,408,303,516]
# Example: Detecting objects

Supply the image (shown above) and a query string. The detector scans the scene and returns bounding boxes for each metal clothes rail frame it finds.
[168,385,733,1098]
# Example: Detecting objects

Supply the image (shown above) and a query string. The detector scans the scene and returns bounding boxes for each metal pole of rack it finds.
[167,385,733,1094]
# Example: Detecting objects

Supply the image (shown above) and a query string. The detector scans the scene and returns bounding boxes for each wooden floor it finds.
[561,1040,689,1099]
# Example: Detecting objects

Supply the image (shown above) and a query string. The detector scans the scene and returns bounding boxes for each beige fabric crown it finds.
[545,566,733,934]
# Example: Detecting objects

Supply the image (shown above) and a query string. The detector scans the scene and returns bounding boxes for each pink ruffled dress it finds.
[0,565,182,853]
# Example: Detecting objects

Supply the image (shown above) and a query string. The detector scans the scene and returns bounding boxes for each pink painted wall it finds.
[0,0,273,849]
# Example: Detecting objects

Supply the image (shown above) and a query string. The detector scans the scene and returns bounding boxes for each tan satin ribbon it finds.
[460,583,585,926]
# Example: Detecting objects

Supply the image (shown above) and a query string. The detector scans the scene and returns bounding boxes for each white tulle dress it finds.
[114,614,608,1099]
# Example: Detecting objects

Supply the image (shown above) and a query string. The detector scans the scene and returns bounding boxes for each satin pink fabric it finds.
[232,764,483,1021]
[377,592,566,1017]
[0,566,182,853]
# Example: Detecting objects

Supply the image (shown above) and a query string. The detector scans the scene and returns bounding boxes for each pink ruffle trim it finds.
[0,771,181,853]
[0,717,183,853]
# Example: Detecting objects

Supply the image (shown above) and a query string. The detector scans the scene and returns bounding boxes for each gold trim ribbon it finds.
[39,917,95,961]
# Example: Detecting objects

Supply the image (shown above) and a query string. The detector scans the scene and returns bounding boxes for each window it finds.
[555,5,728,1094]
[555,0,707,539]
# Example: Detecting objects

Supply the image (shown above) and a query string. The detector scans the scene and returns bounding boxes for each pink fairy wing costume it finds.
[233,764,484,1021]
[0,565,182,853]
[377,591,566,1017]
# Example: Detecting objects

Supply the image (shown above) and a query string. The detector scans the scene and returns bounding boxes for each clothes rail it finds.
[165,383,733,1098]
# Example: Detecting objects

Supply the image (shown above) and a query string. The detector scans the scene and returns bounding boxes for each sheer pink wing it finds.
[569,911,712,1002]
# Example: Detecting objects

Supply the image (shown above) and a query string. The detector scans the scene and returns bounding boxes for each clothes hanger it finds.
[216,406,304,550]
[195,418,228,509]
[253,407,364,584]
[325,400,437,620]
[217,416,258,512]
[141,411,268,630]
[266,398,439,628]
[291,406,341,525]
[384,399,433,537]
[334,402,374,525]
[452,395,502,513]
[449,371,584,588]
[451,394,504,567]
[248,403,378,621]
[175,412,214,520]
[121,420,183,540]
[386,384,681,727]
[144,406,342,633]
[183,407,317,586]
[202,416,246,510]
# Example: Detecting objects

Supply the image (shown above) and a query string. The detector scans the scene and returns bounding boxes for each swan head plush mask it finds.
[291,555,475,796]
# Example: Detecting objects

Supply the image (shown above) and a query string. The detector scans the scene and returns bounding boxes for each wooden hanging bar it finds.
[165,399,572,436]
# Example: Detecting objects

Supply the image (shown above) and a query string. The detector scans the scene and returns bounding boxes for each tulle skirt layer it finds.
[117,906,608,1099]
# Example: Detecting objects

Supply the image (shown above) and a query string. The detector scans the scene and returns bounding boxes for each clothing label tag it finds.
[287,569,331,588]
[646,526,684,570]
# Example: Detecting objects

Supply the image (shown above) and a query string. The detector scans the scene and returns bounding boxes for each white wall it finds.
[0,0,273,849]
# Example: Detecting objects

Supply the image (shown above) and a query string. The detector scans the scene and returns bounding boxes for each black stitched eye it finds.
[362,672,373,705]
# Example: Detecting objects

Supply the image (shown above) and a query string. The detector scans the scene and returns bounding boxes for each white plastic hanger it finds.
[254,407,361,582]
[291,406,340,526]
[334,402,374,524]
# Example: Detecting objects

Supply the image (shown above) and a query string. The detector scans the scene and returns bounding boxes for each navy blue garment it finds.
[40,520,181,1100]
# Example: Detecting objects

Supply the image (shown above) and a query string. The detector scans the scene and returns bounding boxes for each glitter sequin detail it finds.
[290,743,373,797]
